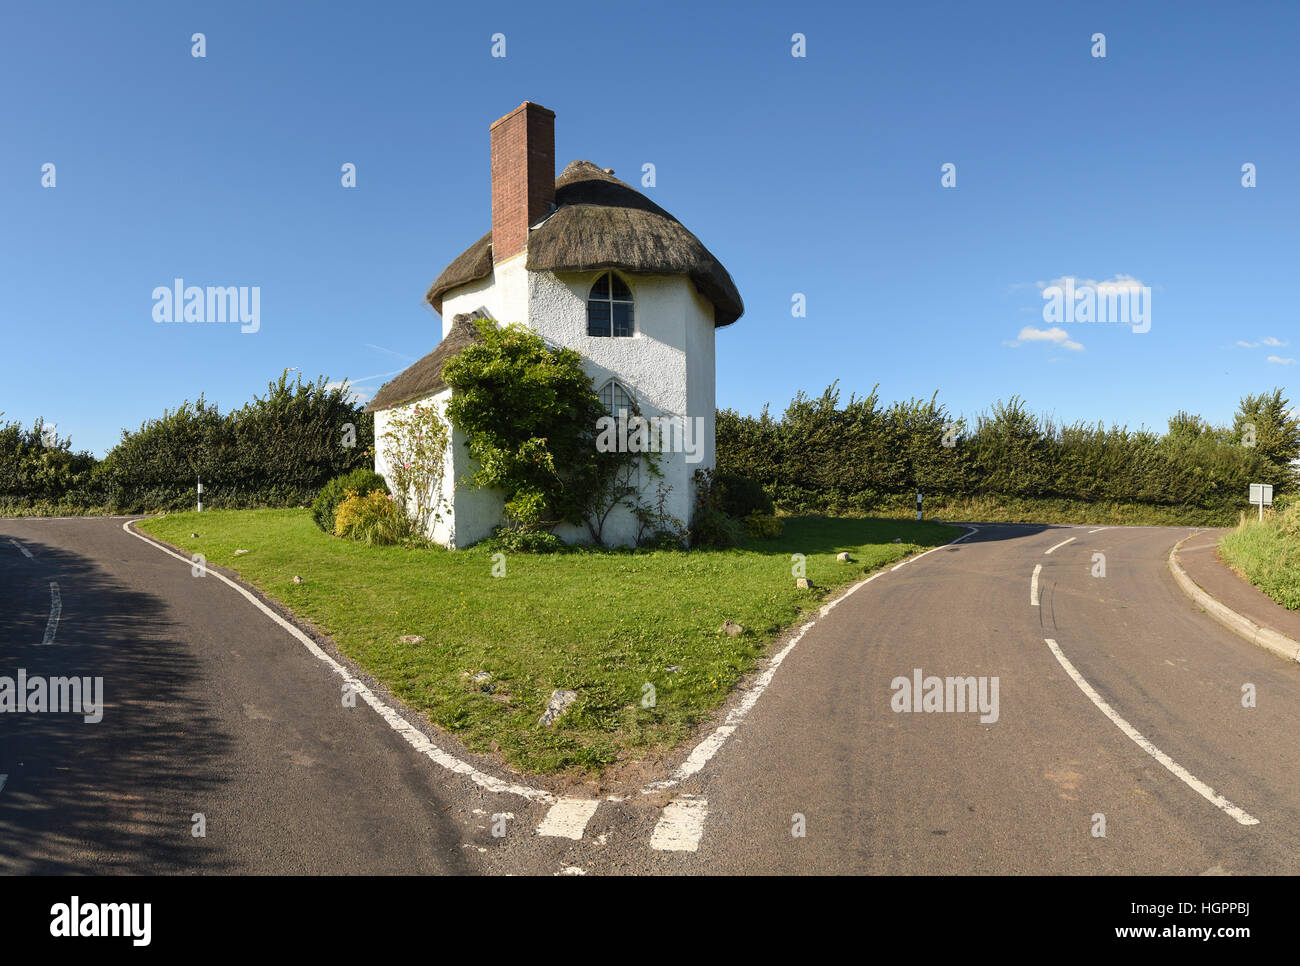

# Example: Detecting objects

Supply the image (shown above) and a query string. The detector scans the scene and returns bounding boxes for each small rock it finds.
[836,551,851,562]
[234,548,249,555]
[189,532,199,538]
[539,688,578,727]
[796,577,813,589]
[719,620,744,637]
[665,665,683,674]
[399,634,426,644]
[892,537,902,543]
[291,575,304,584]
[472,671,491,684]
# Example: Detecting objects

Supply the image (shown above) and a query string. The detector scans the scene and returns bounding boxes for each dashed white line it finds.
[1044,537,1076,555]
[1087,527,1110,534]
[9,538,33,559]
[650,796,708,852]
[1044,637,1259,826]
[1030,564,1042,606]
[536,798,600,839]
[41,582,61,645]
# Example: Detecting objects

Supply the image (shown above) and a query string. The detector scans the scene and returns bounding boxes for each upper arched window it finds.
[598,379,635,416]
[587,271,634,338]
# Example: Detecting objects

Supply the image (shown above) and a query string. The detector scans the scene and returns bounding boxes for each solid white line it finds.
[1044,537,1076,555]
[536,798,600,839]
[1043,637,1259,826]
[41,582,61,645]
[650,796,708,852]
[1030,564,1042,606]
[122,519,556,803]
[642,525,979,794]
[9,538,33,559]
[1087,527,1109,534]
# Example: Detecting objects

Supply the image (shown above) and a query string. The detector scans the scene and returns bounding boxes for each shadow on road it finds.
[0,536,234,874]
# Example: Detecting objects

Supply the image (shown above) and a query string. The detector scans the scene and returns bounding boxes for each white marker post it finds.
[1249,483,1273,522]
[916,490,922,521]
[197,475,203,513]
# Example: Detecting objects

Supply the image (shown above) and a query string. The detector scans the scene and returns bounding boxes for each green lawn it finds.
[1218,507,1300,610]
[138,510,958,775]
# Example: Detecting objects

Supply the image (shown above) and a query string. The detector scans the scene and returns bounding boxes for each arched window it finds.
[598,379,635,416]
[587,271,634,337]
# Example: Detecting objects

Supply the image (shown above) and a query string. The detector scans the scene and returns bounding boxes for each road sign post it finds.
[916,490,922,521]
[1249,482,1273,522]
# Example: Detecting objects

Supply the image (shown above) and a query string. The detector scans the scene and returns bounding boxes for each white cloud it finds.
[326,380,374,405]
[1261,336,1289,347]
[1266,355,1296,366]
[1237,340,1258,348]
[1006,326,1084,351]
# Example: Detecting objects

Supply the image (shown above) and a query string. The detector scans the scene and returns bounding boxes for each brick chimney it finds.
[490,101,556,263]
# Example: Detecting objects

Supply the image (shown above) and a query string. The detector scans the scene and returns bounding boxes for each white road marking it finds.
[9,539,33,559]
[650,796,708,852]
[536,798,600,839]
[41,582,61,645]
[1030,564,1042,606]
[556,866,587,876]
[1087,527,1110,534]
[1044,638,1259,826]
[123,520,556,803]
[643,526,979,794]
[1045,537,1076,555]
[0,775,6,793]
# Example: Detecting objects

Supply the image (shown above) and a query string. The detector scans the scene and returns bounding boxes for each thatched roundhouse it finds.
[366,102,743,548]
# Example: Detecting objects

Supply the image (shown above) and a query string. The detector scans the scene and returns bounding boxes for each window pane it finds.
[588,300,611,337]
[599,384,613,411]
[612,301,633,337]
[589,273,610,299]
[610,273,631,299]
[613,384,633,412]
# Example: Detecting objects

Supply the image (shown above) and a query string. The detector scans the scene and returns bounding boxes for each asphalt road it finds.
[3,518,1298,875]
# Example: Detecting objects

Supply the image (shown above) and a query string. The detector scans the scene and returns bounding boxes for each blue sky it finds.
[2,0,1296,456]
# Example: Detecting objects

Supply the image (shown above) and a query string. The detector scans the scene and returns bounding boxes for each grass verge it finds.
[1218,505,1300,610]
[138,509,958,776]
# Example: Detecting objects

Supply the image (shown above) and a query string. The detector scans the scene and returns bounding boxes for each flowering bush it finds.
[334,488,404,545]
[380,402,450,540]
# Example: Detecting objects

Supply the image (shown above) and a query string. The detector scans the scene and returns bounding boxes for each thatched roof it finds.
[426,161,743,326]
[364,312,486,412]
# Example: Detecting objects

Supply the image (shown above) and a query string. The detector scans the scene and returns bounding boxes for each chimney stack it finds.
[490,102,555,263]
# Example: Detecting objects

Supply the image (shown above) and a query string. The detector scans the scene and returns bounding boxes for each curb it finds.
[1168,532,1300,665]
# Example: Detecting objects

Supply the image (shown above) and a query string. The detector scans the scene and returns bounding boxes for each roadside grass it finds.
[1218,506,1300,610]
[138,509,958,776]
[863,494,1237,528]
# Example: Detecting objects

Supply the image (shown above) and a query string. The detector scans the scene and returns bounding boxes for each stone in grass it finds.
[836,551,851,562]
[796,577,813,589]
[400,634,426,644]
[539,689,578,727]
[472,671,491,684]
[291,575,304,584]
[234,549,249,555]
[190,532,199,538]
[719,619,744,637]
[665,665,684,674]
[892,537,902,543]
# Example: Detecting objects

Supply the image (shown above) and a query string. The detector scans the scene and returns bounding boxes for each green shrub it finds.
[313,468,390,533]
[334,489,403,545]
[484,525,570,554]
[689,469,743,547]
[743,513,785,539]
[714,471,774,519]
